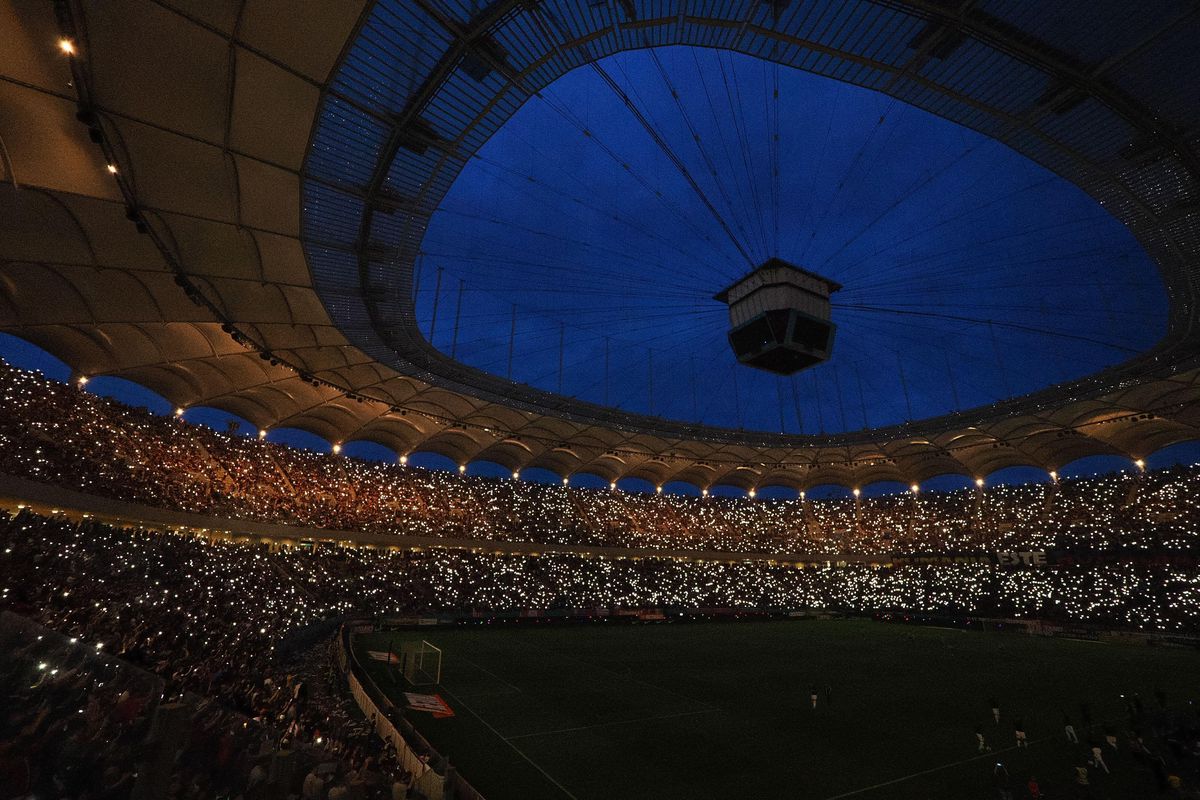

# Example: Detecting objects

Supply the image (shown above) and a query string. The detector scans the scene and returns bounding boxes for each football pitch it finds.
[353,620,1199,799]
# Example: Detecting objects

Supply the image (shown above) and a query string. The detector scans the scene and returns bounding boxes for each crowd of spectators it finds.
[2,503,1200,797]
[4,505,1200,647]
[0,512,431,799]
[1,610,292,799]
[2,361,1199,559]
[4,361,1200,797]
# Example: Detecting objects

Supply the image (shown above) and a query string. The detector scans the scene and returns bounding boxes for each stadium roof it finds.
[1,0,1199,489]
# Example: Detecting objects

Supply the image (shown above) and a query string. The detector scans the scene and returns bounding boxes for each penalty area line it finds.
[505,707,720,741]
[437,685,580,800]
[458,654,523,693]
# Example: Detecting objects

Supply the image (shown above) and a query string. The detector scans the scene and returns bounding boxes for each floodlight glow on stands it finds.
[656,485,662,494]
[258,429,267,439]
[399,454,408,465]
[976,477,985,487]
[562,477,569,486]
[174,407,185,417]
[610,481,617,490]
[458,464,466,474]
[748,488,756,498]
[1049,470,1058,482]
[800,491,806,500]
[910,484,920,494]
[1135,458,1146,471]
[58,38,75,55]
[106,164,118,174]
[76,375,88,386]
[852,488,861,497]
[701,488,709,497]
[512,471,520,480]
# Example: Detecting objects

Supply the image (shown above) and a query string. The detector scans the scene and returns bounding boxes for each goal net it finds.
[399,640,442,686]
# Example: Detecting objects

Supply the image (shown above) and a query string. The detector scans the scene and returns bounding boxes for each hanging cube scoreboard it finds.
[714,258,841,375]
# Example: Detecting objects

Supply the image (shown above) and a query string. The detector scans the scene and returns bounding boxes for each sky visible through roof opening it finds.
[414,46,1166,435]
[1,44,1189,493]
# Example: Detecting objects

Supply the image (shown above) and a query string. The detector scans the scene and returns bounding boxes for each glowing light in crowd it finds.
[2,358,1200,636]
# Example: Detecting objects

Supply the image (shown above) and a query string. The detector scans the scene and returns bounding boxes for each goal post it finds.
[399,640,442,686]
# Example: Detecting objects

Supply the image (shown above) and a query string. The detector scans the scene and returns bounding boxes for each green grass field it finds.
[353,620,1199,799]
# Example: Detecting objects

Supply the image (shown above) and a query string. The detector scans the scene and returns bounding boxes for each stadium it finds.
[2,0,1200,798]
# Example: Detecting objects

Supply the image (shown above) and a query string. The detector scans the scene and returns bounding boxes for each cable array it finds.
[414,47,1166,434]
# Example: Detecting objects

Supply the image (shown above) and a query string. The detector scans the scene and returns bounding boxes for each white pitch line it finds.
[819,736,1054,799]
[438,685,581,800]
[824,709,1160,800]
[448,688,523,699]
[459,654,523,693]
[505,707,720,741]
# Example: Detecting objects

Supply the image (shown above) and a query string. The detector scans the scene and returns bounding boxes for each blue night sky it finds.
[413,47,1166,439]
[2,46,1194,496]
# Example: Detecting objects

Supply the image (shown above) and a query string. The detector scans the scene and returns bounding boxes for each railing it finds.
[335,622,485,800]
[345,665,446,799]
